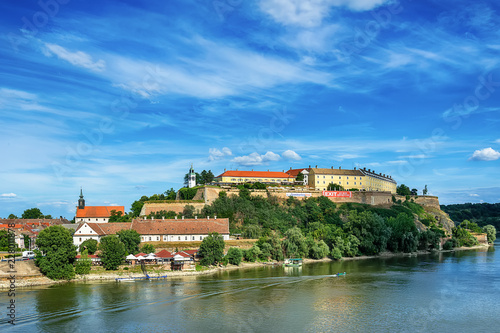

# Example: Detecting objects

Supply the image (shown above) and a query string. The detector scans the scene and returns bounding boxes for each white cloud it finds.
[43,43,105,72]
[469,147,500,161]
[282,150,302,161]
[259,0,390,27]
[232,151,281,166]
[469,193,479,197]
[0,193,17,198]
[495,139,500,144]
[209,147,233,161]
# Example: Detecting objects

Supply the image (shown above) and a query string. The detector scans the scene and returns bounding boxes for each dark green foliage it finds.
[0,230,9,249]
[443,240,454,250]
[199,232,225,266]
[226,247,243,265]
[327,183,345,191]
[243,224,262,239]
[141,243,155,254]
[36,226,77,280]
[344,210,390,255]
[386,213,418,253]
[147,210,177,219]
[109,210,132,222]
[441,202,500,231]
[130,196,149,217]
[117,229,141,254]
[8,214,18,219]
[178,187,199,200]
[99,236,126,270]
[283,227,308,258]
[79,239,98,254]
[396,184,411,196]
[452,227,479,247]
[418,230,440,251]
[459,220,483,233]
[75,249,92,275]
[182,205,196,218]
[22,208,44,219]
[244,245,261,262]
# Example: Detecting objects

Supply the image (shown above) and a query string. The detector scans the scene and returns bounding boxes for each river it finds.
[2,242,499,332]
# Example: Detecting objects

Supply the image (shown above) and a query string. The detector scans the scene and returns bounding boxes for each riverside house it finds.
[73,217,230,247]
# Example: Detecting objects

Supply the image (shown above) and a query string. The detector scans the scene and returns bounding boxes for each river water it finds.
[2,242,499,332]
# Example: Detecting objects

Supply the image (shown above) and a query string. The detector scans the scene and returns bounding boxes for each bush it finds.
[36,226,77,280]
[330,247,342,260]
[75,249,92,275]
[99,236,126,270]
[79,239,98,254]
[226,247,243,265]
[443,240,453,250]
[141,243,155,254]
[199,232,225,266]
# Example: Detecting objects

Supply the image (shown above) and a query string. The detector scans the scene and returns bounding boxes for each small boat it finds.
[283,258,303,267]
[331,272,347,277]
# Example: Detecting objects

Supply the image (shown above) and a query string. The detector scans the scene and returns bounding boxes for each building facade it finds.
[214,170,295,184]
[75,189,125,223]
[73,217,230,247]
[308,167,397,193]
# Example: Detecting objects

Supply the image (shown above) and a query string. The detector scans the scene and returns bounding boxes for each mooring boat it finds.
[283,258,303,267]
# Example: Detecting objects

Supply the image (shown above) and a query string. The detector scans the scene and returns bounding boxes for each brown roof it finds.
[76,206,125,218]
[75,222,132,236]
[0,218,67,225]
[310,168,364,176]
[216,170,295,179]
[131,218,229,235]
[74,218,229,237]
[286,168,309,177]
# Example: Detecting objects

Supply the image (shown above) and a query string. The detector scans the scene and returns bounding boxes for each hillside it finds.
[441,202,500,230]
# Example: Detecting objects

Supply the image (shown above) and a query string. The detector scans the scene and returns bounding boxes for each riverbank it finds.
[0,244,491,289]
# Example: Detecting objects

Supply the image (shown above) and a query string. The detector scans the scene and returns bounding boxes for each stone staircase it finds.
[0,260,43,278]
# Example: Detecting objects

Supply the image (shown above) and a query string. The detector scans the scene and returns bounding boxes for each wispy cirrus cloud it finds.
[42,43,106,72]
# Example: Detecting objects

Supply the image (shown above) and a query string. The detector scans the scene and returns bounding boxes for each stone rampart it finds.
[140,202,207,216]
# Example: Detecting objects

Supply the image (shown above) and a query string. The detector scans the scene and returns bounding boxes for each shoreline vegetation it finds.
[1,243,491,289]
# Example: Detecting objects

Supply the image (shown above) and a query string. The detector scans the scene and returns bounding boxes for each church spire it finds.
[78,188,85,209]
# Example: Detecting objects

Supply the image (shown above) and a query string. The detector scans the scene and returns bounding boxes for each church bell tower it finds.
[78,188,85,209]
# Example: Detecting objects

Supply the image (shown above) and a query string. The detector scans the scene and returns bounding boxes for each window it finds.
[200,236,202,240]
[178,236,180,240]
[347,176,349,179]
[317,181,319,184]
[323,181,325,184]
[157,237,159,241]
[96,219,98,221]
[192,236,195,240]
[339,176,341,179]
[185,236,187,240]
[354,182,356,185]
[339,181,341,184]
[347,182,349,185]
[79,238,82,242]
[354,177,356,180]
[149,237,151,241]
[323,176,325,178]
[164,236,167,241]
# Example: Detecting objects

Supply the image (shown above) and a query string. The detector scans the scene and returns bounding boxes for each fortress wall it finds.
[140,202,207,216]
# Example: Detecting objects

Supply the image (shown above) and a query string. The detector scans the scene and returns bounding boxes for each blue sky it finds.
[1,0,500,219]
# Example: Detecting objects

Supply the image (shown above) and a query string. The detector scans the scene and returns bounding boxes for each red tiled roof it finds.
[131,218,230,235]
[216,170,295,179]
[76,206,125,218]
[174,252,191,258]
[286,168,309,177]
[135,253,147,257]
[74,222,132,236]
[0,219,67,225]
[182,249,199,255]
[155,250,174,258]
[76,254,99,259]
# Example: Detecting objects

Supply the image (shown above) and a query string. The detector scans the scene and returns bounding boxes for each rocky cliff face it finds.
[422,206,456,236]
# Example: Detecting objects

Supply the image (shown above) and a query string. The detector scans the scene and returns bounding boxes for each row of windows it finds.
[317,181,362,186]
[316,175,360,180]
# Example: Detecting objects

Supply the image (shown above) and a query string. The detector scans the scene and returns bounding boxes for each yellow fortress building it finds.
[308,166,397,193]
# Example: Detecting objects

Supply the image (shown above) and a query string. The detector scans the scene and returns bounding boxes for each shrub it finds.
[443,240,453,250]
[226,247,243,265]
[79,239,98,254]
[75,249,92,275]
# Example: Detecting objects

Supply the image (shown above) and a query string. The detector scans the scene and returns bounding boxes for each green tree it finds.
[117,229,141,254]
[75,249,92,275]
[0,230,9,249]
[243,224,262,239]
[141,243,155,254]
[164,188,177,200]
[22,208,44,219]
[308,239,330,259]
[130,196,149,217]
[423,185,428,196]
[199,232,225,266]
[99,236,126,270]
[327,183,345,191]
[109,210,131,222]
[483,225,497,244]
[396,184,411,196]
[244,245,261,262]
[23,234,31,249]
[79,239,98,254]
[411,188,418,196]
[36,226,77,280]
[8,214,18,219]
[182,205,196,218]
[226,247,243,265]
[283,227,308,258]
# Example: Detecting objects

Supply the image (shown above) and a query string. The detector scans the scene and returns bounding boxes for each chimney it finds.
[151,216,154,220]
[331,166,333,169]
[368,169,371,172]
[207,216,210,220]
[224,168,226,172]
[195,215,198,220]
[315,165,317,168]
[309,165,311,168]
[354,167,356,170]
[182,216,185,220]
[339,166,341,170]
[214,215,217,219]
[175,216,178,220]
